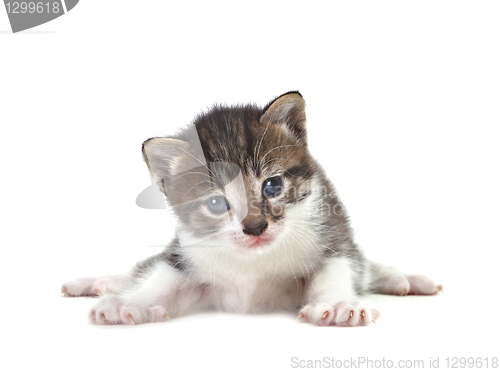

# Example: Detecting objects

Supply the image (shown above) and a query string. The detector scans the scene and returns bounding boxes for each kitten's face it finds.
[143,92,316,251]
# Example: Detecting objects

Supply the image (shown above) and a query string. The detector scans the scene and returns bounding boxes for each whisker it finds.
[282,233,305,289]
[264,250,281,290]
[182,180,213,196]
[283,235,300,293]
[254,118,273,169]
[164,171,212,186]
[261,157,292,171]
[175,146,218,181]
[285,221,338,255]
[285,224,323,264]
[283,228,313,280]
[258,144,303,168]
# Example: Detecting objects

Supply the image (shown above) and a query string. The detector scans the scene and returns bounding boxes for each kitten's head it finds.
[143,91,317,250]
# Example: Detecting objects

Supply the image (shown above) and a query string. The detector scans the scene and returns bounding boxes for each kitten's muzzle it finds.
[243,222,268,236]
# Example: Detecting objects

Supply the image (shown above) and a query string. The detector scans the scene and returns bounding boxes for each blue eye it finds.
[263,176,283,198]
[206,196,230,214]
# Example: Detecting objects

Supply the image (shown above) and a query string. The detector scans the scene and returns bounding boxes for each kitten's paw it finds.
[149,305,171,322]
[298,301,380,327]
[373,274,443,296]
[62,277,100,297]
[407,274,443,296]
[89,295,170,325]
[90,295,123,324]
[62,276,132,297]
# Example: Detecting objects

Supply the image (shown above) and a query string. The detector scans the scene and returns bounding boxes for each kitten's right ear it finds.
[142,137,190,193]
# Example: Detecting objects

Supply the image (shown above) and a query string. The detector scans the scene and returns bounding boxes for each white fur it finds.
[63,174,440,326]
[305,257,356,305]
[174,176,336,314]
[88,262,206,324]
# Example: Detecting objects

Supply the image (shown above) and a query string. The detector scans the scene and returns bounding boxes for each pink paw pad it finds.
[298,301,380,327]
[89,296,171,325]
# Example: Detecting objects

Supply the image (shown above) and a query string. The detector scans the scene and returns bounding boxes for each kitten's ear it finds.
[260,91,307,142]
[142,137,191,193]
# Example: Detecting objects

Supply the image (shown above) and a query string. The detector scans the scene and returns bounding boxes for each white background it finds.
[1,1,499,371]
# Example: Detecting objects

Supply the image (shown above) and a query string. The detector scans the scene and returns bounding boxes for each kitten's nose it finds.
[243,222,269,236]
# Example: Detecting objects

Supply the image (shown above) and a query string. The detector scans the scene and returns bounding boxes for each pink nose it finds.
[243,222,268,236]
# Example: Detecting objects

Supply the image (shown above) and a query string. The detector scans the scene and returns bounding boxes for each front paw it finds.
[298,301,380,327]
[62,277,100,297]
[89,295,170,325]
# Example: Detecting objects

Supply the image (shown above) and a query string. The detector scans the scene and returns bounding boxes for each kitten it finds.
[62,91,442,326]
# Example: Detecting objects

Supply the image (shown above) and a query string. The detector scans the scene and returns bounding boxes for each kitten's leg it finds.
[370,263,443,296]
[89,262,205,325]
[61,275,134,297]
[299,257,379,327]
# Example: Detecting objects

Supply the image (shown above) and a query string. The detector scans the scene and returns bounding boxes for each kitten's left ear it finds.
[142,137,192,193]
[260,91,307,142]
